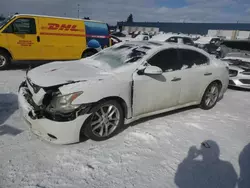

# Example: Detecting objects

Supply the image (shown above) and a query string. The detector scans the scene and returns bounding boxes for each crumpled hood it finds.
[27,59,112,87]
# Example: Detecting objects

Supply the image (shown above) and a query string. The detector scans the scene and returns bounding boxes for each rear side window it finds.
[183,38,194,45]
[166,37,178,43]
[179,49,209,69]
[148,49,181,72]
[3,18,36,34]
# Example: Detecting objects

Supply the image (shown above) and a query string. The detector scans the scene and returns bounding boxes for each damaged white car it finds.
[18,41,229,144]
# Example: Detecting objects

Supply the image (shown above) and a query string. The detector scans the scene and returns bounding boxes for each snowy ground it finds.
[0,62,250,188]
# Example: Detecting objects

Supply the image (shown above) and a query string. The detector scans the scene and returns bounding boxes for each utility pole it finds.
[77,4,80,18]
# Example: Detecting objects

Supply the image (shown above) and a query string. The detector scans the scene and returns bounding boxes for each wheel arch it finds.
[0,47,13,59]
[79,96,129,141]
[200,79,223,102]
[96,96,129,119]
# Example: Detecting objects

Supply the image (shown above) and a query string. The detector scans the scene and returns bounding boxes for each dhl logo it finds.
[41,23,85,32]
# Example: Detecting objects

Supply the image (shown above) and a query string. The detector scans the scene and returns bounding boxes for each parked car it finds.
[0,14,111,70]
[111,32,127,37]
[222,53,250,88]
[216,40,250,58]
[150,34,195,46]
[195,37,222,54]
[18,41,229,144]
[130,34,150,41]
[110,35,122,46]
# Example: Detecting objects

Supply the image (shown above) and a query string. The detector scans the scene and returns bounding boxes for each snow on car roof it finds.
[113,41,204,55]
[195,36,219,44]
[150,33,190,42]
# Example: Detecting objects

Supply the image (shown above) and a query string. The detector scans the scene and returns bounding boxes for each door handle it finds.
[171,77,181,82]
[204,72,212,76]
[37,36,40,42]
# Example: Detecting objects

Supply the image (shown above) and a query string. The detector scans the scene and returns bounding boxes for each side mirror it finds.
[144,66,163,75]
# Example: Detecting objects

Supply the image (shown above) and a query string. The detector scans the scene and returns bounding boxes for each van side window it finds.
[3,18,36,34]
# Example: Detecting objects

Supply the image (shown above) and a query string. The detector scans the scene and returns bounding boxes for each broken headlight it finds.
[48,91,83,113]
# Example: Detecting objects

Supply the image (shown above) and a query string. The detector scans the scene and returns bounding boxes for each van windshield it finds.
[0,16,14,30]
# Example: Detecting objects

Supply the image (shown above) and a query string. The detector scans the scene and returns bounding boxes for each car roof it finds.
[14,14,105,23]
[116,41,208,55]
[150,33,191,42]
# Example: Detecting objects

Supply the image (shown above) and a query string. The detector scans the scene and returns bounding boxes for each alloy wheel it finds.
[205,85,219,107]
[91,104,120,137]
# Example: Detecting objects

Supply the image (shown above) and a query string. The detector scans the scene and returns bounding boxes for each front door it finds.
[3,17,41,60]
[133,48,183,116]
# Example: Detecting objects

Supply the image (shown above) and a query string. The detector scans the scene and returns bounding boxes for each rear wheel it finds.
[0,50,11,70]
[83,100,124,141]
[200,82,220,110]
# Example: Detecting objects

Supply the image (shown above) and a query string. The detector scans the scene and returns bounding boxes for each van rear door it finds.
[2,17,41,60]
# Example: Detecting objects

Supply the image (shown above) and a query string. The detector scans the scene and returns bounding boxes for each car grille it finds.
[229,69,238,77]
[239,79,250,84]
[27,78,41,94]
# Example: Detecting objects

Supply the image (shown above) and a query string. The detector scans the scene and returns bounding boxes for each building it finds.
[117,22,250,35]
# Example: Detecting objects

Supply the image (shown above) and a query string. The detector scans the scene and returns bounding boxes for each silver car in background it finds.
[222,53,250,89]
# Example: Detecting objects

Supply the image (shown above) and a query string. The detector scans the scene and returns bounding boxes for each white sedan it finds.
[18,41,229,144]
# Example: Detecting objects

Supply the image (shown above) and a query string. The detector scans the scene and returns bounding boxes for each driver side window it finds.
[3,18,36,34]
[148,49,180,72]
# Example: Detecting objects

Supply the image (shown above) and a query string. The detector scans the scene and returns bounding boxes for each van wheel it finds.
[83,100,124,141]
[0,50,11,70]
[81,50,97,58]
[200,82,220,110]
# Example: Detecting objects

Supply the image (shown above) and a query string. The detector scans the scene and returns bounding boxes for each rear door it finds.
[3,17,41,60]
[178,49,212,104]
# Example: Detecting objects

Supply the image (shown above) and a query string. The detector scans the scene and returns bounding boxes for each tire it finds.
[200,82,221,110]
[0,50,11,70]
[83,100,124,141]
[81,50,97,58]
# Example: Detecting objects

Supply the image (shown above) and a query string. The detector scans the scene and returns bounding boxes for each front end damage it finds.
[18,79,93,144]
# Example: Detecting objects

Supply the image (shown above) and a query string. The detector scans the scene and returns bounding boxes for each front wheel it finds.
[0,50,11,70]
[83,100,124,141]
[200,82,220,110]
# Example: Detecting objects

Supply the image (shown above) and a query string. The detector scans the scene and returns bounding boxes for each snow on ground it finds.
[1,62,250,188]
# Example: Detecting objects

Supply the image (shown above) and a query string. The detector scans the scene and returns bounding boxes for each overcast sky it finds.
[0,0,250,24]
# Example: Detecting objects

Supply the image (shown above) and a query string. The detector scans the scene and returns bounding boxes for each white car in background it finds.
[222,53,250,88]
[18,41,229,144]
[150,33,195,46]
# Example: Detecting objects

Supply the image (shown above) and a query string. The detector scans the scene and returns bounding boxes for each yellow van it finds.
[0,14,111,69]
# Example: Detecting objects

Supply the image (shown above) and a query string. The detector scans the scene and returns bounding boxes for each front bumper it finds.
[18,86,91,144]
[229,79,250,89]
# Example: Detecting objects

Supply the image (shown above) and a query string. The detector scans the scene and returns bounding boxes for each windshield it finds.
[0,16,14,30]
[88,44,150,70]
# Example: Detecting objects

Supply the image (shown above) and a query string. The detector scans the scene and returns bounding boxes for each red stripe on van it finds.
[40,32,110,38]
[40,32,85,37]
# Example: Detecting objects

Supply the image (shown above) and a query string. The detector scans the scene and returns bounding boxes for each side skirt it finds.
[124,101,199,125]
